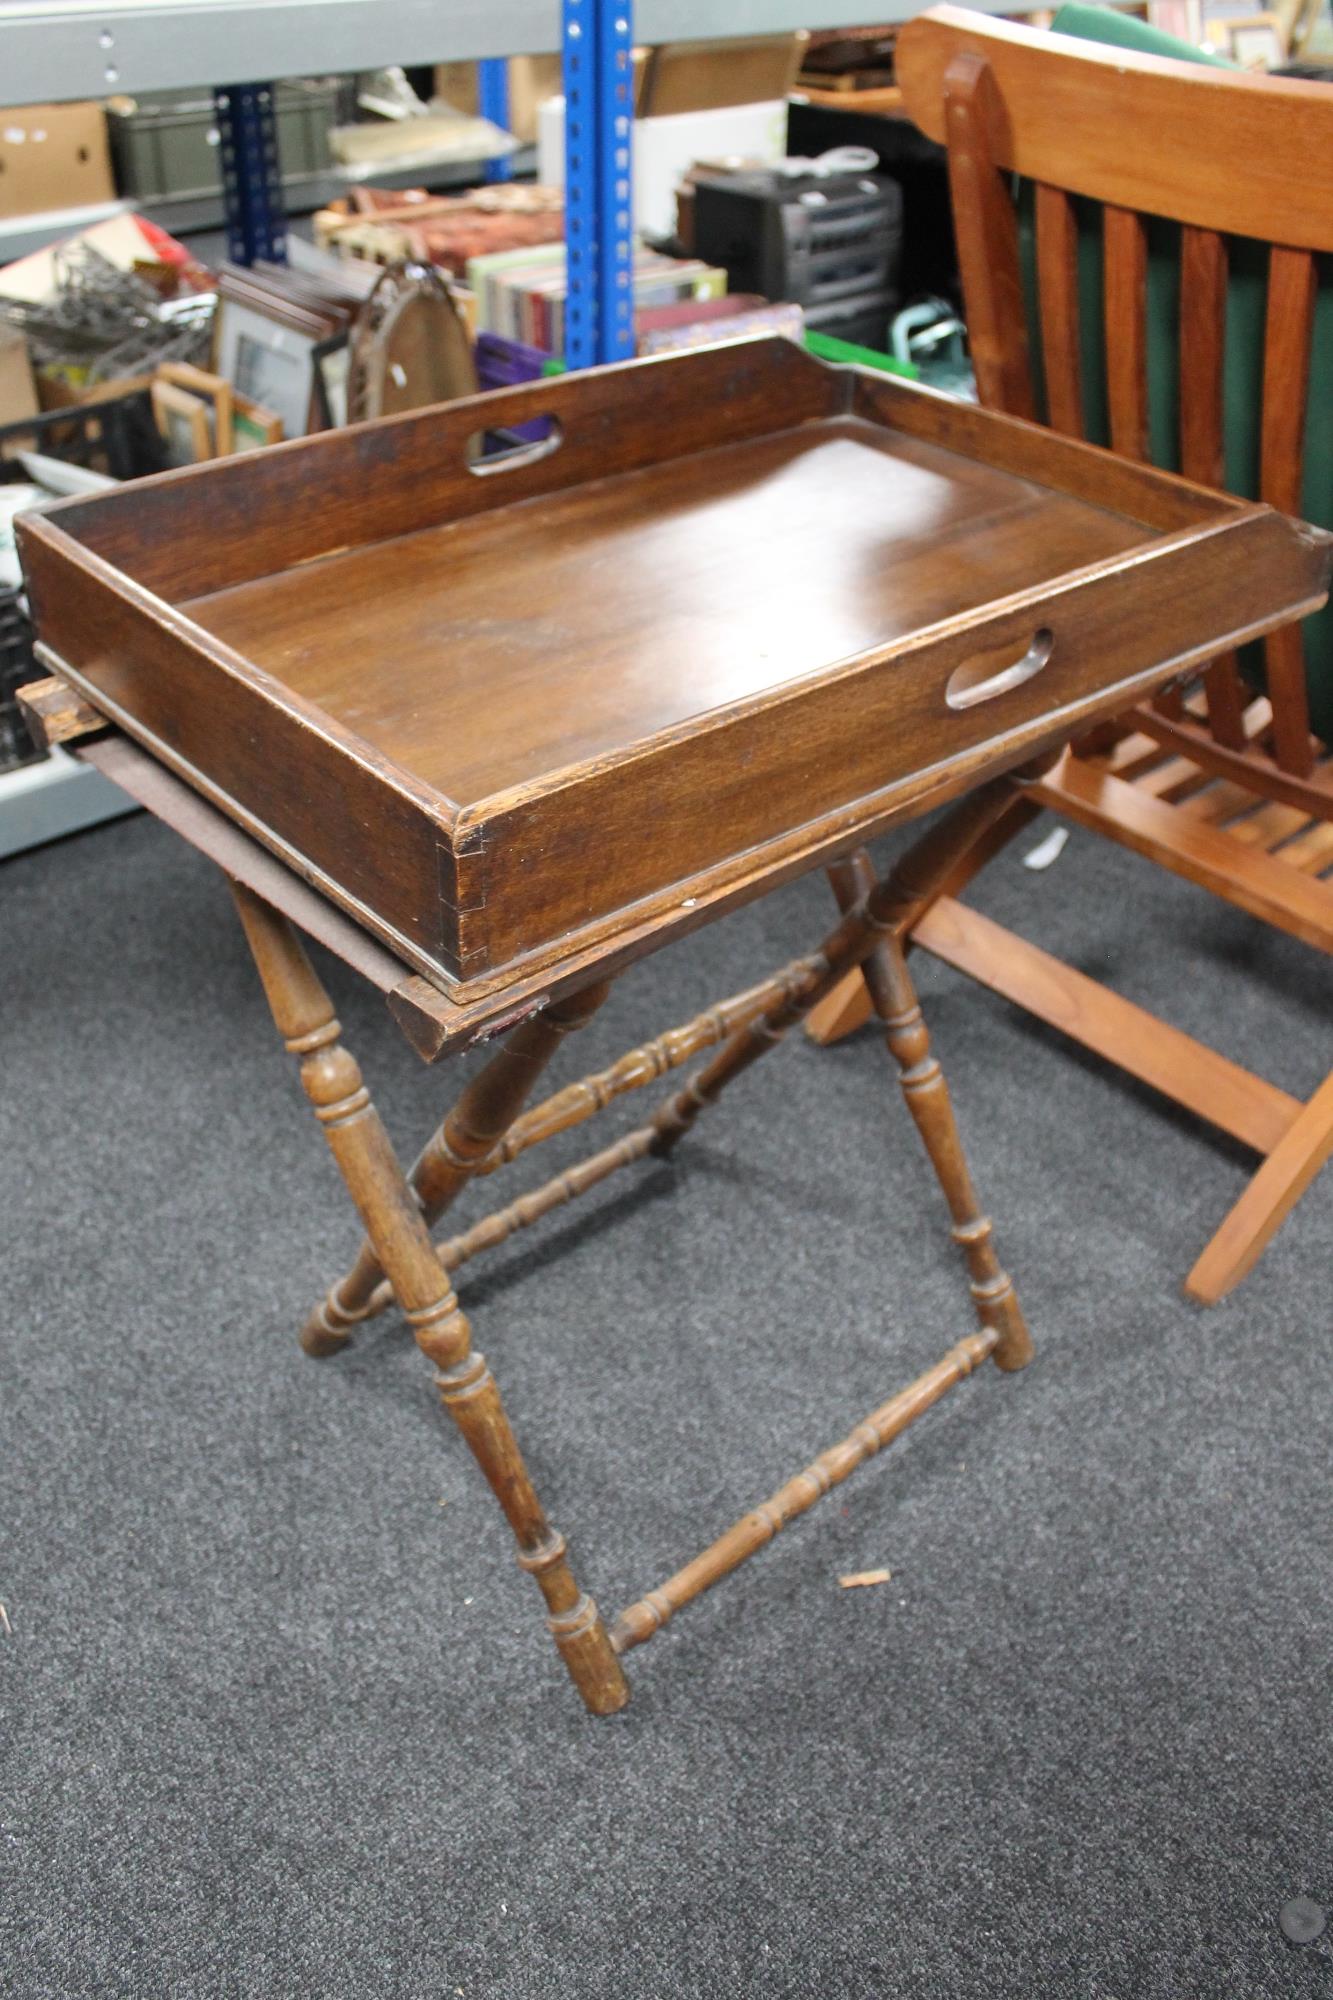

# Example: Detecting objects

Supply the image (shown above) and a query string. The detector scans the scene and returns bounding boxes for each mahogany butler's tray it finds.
[20,338,1328,998]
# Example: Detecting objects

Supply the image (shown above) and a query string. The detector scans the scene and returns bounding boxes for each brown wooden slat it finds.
[1186,1072,1333,1302]
[1182,690,1272,742]
[1133,755,1211,803]
[1261,245,1318,777]
[1178,226,1227,488]
[1225,800,1311,849]
[941,52,1038,418]
[1261,247,1317,514]
[1262,624,1316,779]
[1096,730,1173,779]
[1278,818,1333,872]
[1200,657,1252,751]
[1104,202,1175,719]
[1175,778,1266,824]
[1177,229,1249,750]
[1127,705,1333,822]
[914,894,1300,1156]
[1032,756,1333,952]
[1103,205,1150,461]
[1034,182,1084,436]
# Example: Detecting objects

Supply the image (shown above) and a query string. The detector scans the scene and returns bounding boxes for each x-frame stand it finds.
[24,672,1051,1716]
[228,766,1039,1716]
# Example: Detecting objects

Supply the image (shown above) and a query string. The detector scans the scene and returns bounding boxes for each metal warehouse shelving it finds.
[1,0,1002,104]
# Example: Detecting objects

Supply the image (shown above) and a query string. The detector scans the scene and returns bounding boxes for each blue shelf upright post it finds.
[214,84,287,265]
[563,0,634,369]
[478,57,513,184]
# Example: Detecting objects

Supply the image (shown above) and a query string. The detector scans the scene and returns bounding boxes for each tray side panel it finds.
[38,339,843,606]
[22,521,454,974]
[849,368,1242,532]
[453,509,1329,976]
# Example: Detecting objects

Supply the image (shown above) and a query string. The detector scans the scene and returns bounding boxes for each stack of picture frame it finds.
[150,357,286,465]
[152,250,489,468]
[210,264,361,444]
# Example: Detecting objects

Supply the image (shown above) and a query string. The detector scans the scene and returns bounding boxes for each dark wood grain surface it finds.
[186,418,1148,803]
[20,339,1330,995]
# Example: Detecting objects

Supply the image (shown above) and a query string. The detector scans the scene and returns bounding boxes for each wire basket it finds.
[0,585,41,773]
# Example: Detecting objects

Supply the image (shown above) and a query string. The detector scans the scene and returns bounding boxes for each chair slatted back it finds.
[898,6,1333,786]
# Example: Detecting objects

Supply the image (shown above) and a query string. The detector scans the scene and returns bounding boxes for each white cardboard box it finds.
[538,97,788,241]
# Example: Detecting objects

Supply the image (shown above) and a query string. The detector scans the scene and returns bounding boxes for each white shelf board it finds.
[0,195,131,264]
[0,743,137,859]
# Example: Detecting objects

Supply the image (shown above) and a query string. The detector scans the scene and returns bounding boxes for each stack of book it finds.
[466,242,728,353]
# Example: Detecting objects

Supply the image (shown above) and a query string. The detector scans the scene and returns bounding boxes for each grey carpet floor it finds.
[2,802,1330,1999]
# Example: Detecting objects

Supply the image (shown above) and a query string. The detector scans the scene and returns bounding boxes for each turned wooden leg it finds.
[648,769,1035,1159]
[303,977,613,1355]
[826,847,1031,1371]
[804,788,1045,1047]
[230,880,629,1716]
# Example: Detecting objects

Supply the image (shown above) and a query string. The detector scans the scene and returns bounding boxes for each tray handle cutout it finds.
[945,627,1053,711]
[467,419,564,476]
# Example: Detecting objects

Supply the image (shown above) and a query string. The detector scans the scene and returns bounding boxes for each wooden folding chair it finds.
[811,7,1333,1304]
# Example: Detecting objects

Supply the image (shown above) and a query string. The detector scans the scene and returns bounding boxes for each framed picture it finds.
[230,391,285,452]
[1204,10,1284,63]
[311,335,351,430]
[151,380,213,466]
[213,271,340,442]
[156,361,233,453]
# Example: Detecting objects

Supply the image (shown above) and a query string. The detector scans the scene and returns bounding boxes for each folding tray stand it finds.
[21,341,1329,1714]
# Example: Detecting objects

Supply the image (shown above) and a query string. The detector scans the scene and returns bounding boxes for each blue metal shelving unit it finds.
[562,0,635,369]
[213,83,287,265]
[478,57,513,184]
[213,3,633,340]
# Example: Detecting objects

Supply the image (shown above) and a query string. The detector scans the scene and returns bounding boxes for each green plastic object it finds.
[547,334,916,379]
[1049,3,1233,66]
[1016,7,1333,743]
[803,330,918,378]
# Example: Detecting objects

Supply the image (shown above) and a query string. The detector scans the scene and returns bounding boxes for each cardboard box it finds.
[638,36,806,114]
[0,102,115,221]
[435,52,613,142]
[539,96,788,239]
[0,325,38,427]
